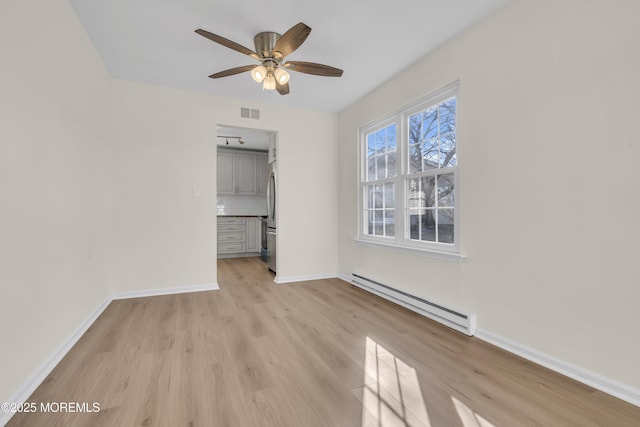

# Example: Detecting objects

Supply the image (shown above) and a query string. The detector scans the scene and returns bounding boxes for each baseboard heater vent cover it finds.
[351,273,476,336]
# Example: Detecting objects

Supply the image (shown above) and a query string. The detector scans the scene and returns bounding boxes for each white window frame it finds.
[360,117,399,240]
[357,81,463,261]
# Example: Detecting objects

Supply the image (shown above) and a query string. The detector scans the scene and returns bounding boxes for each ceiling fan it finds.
[195,22,343,95]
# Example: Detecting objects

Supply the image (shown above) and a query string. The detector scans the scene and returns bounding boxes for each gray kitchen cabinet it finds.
[217,152,236,195]
[217,149,267,196]
[246,217,261,252]
[217,216,262,256]
[236,154,256,195]
[256,154,268,195]
[217,216,246,254]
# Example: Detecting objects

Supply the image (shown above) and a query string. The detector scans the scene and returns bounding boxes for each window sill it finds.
[354,237,466,262]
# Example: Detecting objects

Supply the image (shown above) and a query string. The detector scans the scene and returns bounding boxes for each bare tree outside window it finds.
[407,98,456,244]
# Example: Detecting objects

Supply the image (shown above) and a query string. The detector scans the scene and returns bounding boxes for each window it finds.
[364,123,397,237]
[359,82,459,255]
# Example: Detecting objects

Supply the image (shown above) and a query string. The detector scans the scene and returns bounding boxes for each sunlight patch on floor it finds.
[361,336,432,427]
[451,396,495,427]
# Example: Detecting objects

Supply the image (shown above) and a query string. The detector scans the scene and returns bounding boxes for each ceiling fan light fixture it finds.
[274,67,290,84]
[262,73,276,91]
[251,65,267,83]
[196,22,343,96]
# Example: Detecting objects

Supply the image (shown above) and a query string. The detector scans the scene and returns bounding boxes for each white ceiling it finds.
[69,0,509,112]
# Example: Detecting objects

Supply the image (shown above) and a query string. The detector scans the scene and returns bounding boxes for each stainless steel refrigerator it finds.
[266,162,276,273]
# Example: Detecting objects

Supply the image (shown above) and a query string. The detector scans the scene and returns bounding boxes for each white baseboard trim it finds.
[274,273,337,284]
[111,282,219,300]
[0,298,111,427]
[475,329,640,408]
[337,273,351,283]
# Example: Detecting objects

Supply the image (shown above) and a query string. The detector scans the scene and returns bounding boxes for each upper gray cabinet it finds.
[235,154,256,195]
[256,155,268,195]
[217,149,268,196]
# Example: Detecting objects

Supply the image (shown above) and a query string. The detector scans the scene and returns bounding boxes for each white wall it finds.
[110,80,218,294]
[110,79,339,291]
[338,0,640,392]
[0,0,112,404]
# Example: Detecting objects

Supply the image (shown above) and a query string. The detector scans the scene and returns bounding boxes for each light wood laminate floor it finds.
[7,257,640,426]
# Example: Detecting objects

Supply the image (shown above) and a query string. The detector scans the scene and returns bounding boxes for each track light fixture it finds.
[217,135,245,145]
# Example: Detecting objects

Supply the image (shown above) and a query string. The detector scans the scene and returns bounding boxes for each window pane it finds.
[409,211,421,240]
[367,210,374,234]
[386,124,397,152]
[374,184,383,208]
[409,178,432,213]
[440,135,456,167]
[375,129,385,154]
[407,178,418,209]
[437,173,454,207]
[422,210,437,241]
[384,182,394,208]
[374,210,383,236]
[439,98,456,135]
[422,107,438,141]
[408,176,435,209]
[409,210,436,242]
[409,144,421,173]
[387,152,397,177]
[367,185,374,209]
[367,133,376,158]
[409,114,421,144]
[438,209,455,243]
[376,156,387,180]
[367,157,376,181]
[421,138,439,170]
[384,210,395,237]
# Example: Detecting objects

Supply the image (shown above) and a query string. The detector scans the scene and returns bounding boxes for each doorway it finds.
[215,125,276,272]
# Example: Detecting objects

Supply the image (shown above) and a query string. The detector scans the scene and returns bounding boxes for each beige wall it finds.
[110,80,339,291]
[0,0,113,403]
[110,81,218,293]
[338,0,640,391]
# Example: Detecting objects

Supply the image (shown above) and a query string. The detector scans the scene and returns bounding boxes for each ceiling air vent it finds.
[240,107,260,120]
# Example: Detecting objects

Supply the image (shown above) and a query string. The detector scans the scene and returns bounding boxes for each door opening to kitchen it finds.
[215,125,277,273]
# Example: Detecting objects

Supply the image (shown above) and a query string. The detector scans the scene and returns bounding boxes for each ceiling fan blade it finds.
[284,61,343,77]
[276,80,290,95]
[209,65,257,79]
[195,29,260,60]
[273,23,311,58]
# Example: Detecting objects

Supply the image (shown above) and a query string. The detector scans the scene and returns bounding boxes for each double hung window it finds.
[359,83,459,255]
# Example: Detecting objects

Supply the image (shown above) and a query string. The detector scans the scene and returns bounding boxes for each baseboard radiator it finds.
[351,273,476,336]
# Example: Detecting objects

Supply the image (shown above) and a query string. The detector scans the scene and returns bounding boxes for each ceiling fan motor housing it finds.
[254,32,282,59]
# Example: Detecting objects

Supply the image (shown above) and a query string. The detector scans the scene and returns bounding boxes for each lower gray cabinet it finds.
[217,216,262,255]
